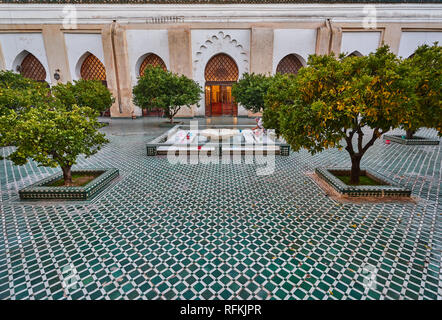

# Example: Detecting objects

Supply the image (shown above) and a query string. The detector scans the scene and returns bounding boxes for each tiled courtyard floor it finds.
[0,117,441,300]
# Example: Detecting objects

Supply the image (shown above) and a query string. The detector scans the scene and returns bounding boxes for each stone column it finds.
[330,26,342,56]
[101,23,134,118]
[250,27,273,75]
[0,40,5,70]
[42,25,71,84]
[315,26,330,55]
[382,24,402,55]
[316,21,342,56]
[248,27,274,117]
[168,27,194,117]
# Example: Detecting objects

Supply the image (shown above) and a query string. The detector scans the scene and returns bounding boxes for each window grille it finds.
[139,53,167,76]
[276,54,303,75]
[205,53,238,82]
[20,53,46,81]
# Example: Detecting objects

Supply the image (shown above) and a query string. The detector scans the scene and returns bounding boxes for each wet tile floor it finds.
[0,118,441,300]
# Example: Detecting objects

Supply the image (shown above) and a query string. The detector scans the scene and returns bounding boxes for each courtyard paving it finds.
[0,117,441,300]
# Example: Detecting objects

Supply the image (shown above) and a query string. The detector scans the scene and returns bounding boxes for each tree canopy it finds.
[397,43,442,138]
[52,79,114,114]
[0,70,50,116]
[264,46,409,183]
[132,66,202,123]
[232,73,274,113]
[0,72,110,185]
[0,101,108,185]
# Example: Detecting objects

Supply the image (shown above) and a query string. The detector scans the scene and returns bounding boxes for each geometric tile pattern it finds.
[0,118,441,300]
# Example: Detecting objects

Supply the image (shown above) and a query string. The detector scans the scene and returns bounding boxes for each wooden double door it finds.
[205,82,237,117]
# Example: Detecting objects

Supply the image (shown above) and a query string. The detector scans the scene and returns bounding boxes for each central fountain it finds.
[146,124,290,156]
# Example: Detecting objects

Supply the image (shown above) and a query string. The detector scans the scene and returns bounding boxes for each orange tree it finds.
[132,66,202,123]
[397,43,442,139]
[263,46,409,184]
[262,72,296,136]
[232,73,274,113]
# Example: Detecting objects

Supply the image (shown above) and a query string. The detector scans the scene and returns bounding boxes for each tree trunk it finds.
[169,116,174,124]
[350,155,362,185]
[406,129,415,140]
[62,166,73,186]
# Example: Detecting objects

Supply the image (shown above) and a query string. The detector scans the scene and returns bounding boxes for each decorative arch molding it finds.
[12,50,30,72]
[192,31,249,116]
[193,31,249,71]
[12,50,48,82]
[136,53,167,77]
[348,50,363,57]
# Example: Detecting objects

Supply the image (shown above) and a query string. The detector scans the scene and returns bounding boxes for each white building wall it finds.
[340,31,381,56]
[126,29,170,85]
[64,33,105,81]
[191,29,250,116]
[126,29,170,116]
[398,31,442,58]
[272,29,317,72]
[0,32,50,83]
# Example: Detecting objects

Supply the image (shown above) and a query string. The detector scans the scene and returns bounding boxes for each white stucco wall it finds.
[126,29,170,85]
[340,31,381,56]
[0,32,50,83]
[398,31,442,58]
[191,29,250,116]
[272,29,317,73]
[64,33,105,81]
[341,31,381,56]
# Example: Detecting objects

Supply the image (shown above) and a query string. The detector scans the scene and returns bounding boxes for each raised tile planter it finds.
[315,167,411,197]
[383,134,439,145]
[19,168,119,200]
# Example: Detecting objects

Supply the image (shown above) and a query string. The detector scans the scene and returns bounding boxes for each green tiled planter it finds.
[19,168,119,200]
[315,167,411,197]
[383,134,439,145]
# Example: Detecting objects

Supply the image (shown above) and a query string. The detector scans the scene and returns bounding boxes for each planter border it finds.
[383,134,439,145]
[315,167,411,197]
[19,168,119,200]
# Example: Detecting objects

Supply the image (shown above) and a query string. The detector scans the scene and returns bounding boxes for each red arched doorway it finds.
[204,53,238,117]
